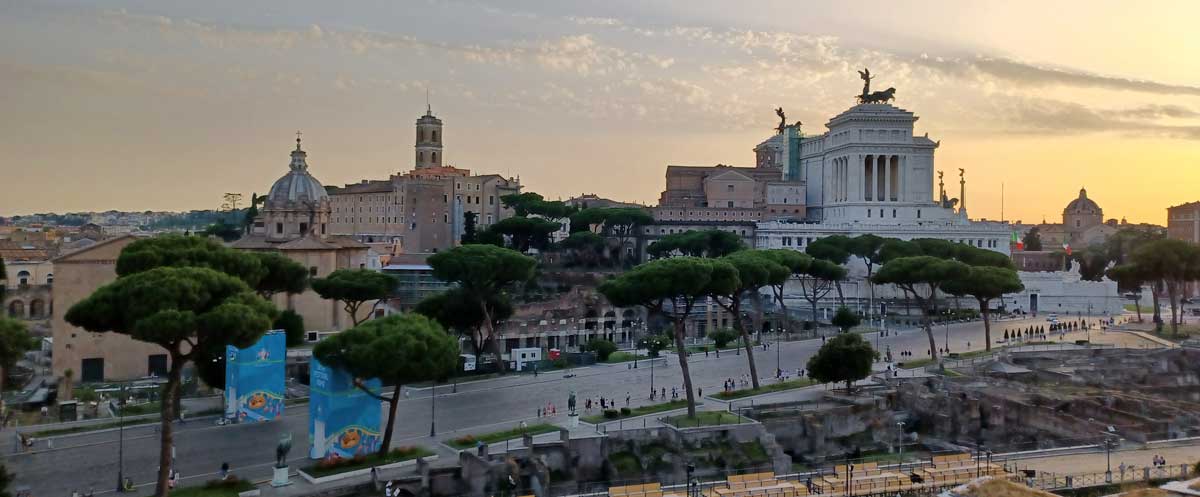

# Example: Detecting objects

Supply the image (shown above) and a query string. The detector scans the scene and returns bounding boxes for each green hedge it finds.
[301,446,433,478]
[714,378,815,400]
[446,423,559,449]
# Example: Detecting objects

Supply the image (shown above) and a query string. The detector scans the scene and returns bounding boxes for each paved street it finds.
[5,315,1147,495]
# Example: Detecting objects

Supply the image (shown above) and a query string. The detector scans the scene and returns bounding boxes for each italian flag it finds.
[1062,242,1072,256]
[1012,231,1023,251]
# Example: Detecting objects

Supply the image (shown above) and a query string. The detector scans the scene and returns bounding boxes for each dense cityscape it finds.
[3,3,1200,497]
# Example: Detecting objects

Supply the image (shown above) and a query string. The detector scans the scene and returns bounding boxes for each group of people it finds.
[535,402,559,418]
[580,394,632,411]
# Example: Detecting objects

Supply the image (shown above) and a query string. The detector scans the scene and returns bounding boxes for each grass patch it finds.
[714,378,815,400]
[1124,304,1144,312]
[664,411,746,428]
[446,423,559,449]
[301,446,433,478]
[741,441,770,462]
[943,370,964,377]
[685,341,750,354]
[31,418,150,437]
[582,400,688,423]
[608,451,643,475]
[168,478,254,497]
[899,358,935,369]
[119,401,161,416]
[954,349,995,359]
[604,351,640,363]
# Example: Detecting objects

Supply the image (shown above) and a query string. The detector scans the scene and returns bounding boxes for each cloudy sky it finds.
[3,1,1200,224]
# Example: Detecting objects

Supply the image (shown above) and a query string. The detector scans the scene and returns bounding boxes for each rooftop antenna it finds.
[425,88,431,115]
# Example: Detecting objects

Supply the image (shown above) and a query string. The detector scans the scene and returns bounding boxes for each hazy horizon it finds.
[3,1,1199,225]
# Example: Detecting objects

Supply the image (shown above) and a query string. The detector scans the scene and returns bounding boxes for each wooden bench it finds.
[611,483,664,497]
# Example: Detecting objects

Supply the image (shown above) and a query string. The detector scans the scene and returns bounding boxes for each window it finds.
[321,224,326,234]
[489,196,494,205]
[309,267,318,277]
[81,358,104,383]
[727,201,734,208]
[432,152,437,163]
[892,209,897,218]
[868,209,871,218]
[275,223,283,234]
[148,354,168,377]
[916,210,921,219]
[727,184,734,192]
[299,222,308,233]
[432,130,438,142]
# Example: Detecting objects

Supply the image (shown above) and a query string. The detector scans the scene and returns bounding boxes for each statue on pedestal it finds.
[775,107,787,134]
[567,391,577,416]
[275,433,292,469]
[858,68,874,97]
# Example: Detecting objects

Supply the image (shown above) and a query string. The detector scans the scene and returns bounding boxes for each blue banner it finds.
[308,359,382,460]
[224,330,286,423]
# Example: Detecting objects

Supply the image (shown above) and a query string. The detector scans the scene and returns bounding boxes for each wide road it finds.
[7,315,1086,495]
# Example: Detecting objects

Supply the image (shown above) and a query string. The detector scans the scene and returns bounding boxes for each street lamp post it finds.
[896,422,905,468]
[650,351,655,398]
[112,395,125,492]
[1104,437,1118,483]
[776,330,782,378]
[429,381,437,437]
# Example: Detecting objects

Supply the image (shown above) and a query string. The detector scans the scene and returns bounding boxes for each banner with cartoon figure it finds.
[308,359,382,460]
[224,330,286,423]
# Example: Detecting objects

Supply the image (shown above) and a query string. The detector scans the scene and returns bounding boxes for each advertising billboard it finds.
[308,359,383,460]
[224,330,286,423]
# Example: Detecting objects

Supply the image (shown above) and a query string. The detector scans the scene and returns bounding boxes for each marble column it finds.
[884,156,892,203]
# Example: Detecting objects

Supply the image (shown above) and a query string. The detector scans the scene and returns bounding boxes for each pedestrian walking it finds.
[537,407,541,418]
[220,462,230,480]
[625,394,630,406]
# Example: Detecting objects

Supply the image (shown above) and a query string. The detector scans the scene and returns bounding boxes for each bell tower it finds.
[415,100,443,169]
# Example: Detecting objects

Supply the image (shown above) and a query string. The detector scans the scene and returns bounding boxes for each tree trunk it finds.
[979,299,992,351]
[916,296,938,360]
[1134,295,1142,322]
[380,384,401,454]
[866,265,876,322]
[480,302,506,373]
[834,281,846,308]
[671,317,697,419]
[1167,281,1179,335]
[155,358,183,497]
[724,299,760,389]
[1151,281,1163,332]
[346,302,364,327]
[773,285,790,332]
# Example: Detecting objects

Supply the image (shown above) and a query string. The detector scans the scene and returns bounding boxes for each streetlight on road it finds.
[429,381,437,437]
[1104,437,1119,483]
[111,392,126,493]
[775,330,782,378]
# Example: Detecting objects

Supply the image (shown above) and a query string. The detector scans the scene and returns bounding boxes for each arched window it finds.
[7,300,24,318]
[432,152,437,163]
[432,130,439,142]
[16,271,30,286]
[29,299,45,319]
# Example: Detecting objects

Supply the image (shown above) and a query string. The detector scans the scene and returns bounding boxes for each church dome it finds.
[267,137,328,206]
[1064,188,1101,214]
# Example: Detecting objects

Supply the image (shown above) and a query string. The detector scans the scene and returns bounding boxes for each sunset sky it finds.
[3,1,1199,225]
